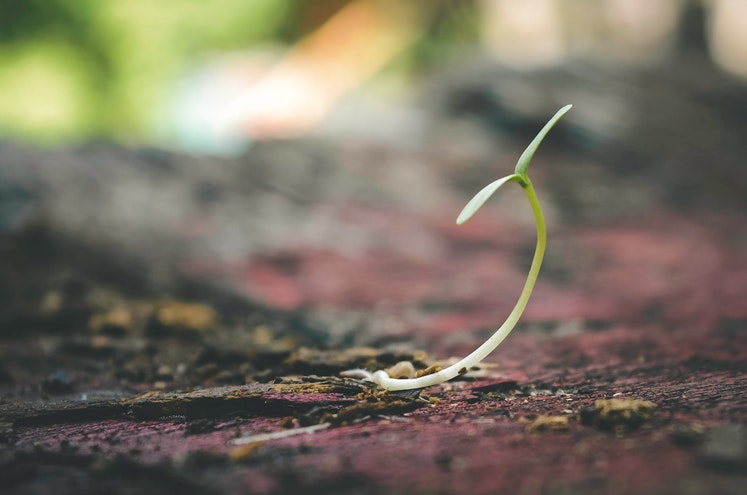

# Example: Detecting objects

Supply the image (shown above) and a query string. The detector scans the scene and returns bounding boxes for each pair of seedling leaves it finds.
[367,104,573,391]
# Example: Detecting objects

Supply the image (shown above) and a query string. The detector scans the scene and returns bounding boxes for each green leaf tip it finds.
[456,174,519,225]
[514,104,572,177]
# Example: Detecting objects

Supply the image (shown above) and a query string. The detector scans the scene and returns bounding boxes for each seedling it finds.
[369,105,572,391]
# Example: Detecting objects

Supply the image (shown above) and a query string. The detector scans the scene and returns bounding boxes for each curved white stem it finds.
[372,180,546,391]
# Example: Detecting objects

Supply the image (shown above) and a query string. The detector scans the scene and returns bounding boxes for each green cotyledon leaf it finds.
[514,104,572,178]
[456,173,520,225]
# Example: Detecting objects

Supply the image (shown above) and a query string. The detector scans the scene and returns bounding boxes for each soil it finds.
[1,54,747,494]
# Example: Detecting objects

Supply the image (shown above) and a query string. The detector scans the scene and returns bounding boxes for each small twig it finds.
[230,422,331,446]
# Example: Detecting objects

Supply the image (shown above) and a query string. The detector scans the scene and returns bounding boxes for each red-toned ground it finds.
[2,192,745,494]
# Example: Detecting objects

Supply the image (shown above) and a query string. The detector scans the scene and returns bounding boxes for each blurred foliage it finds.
[0,0,479,144]
[0,0,295,142]
[404,1,479,71]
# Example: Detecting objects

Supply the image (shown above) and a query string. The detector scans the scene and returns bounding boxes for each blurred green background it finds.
[0,0,306,142]
[0,0,477,145]
[2,0,746,147]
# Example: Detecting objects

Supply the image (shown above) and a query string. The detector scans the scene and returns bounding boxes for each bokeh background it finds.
[1,0,745,384]
[2,0,747,148]
[2,0,747,355]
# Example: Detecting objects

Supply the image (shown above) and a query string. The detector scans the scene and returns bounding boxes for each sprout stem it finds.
[372,179,546,391]
[370,105,571,391]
